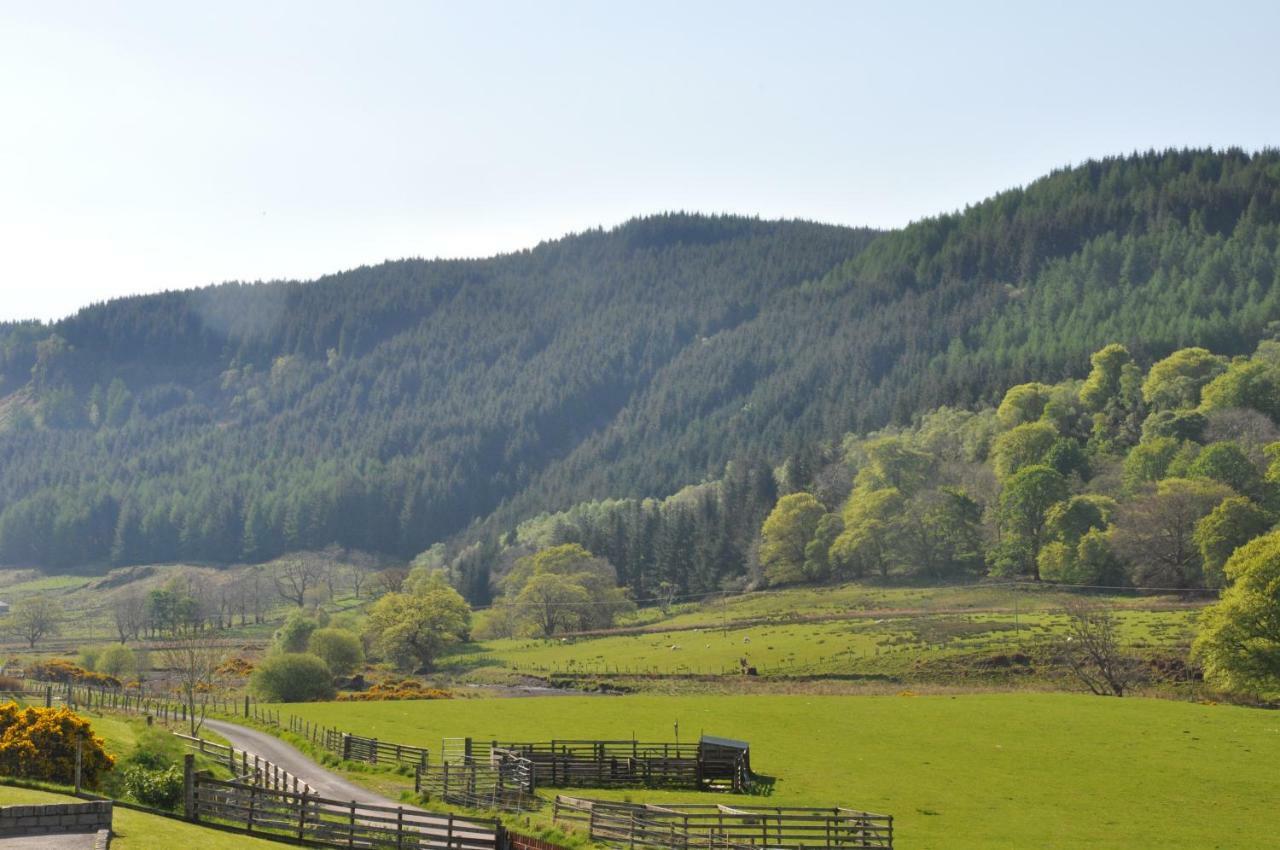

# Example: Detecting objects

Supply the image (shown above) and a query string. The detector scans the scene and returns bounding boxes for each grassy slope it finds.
[0,784,286,849]
[273,693,1278,850]
[454,583,1202,679]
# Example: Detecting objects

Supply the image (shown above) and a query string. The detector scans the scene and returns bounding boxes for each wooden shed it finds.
[698,734,752,791]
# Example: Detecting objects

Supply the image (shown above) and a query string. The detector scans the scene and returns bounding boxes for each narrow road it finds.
[199,719,496,845]
[201,718,412,807]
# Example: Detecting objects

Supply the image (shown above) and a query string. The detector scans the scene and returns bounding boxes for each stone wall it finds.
[0,800,112,837]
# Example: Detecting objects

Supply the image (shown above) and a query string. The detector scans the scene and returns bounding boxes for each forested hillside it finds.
[2,148,1279,581]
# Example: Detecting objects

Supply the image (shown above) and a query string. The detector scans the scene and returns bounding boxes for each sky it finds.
[2,1,1279,323]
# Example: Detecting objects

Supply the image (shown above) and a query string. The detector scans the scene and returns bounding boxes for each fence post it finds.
[348,800,357,848]
[297,789,308,839]
[244,694,249,718]
[183,754,195,821]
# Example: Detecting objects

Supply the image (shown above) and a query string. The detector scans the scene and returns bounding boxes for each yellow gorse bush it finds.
[0,702,114,787]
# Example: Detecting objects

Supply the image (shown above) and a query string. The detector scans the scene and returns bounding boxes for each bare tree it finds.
[272,553,324,607]
[374,567,408,595]
[112,591,148,643]
[347,559,372,600]
[6,595,63,649]
[1059,599,1139,697]
[157,627,227,736]
[247,566,267,624]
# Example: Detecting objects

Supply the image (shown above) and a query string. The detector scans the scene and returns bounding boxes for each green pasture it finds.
[449,606,1200,678]
[272,692,1279,850]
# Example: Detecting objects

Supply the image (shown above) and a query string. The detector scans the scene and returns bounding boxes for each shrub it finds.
[0,676,23,693]
[249,653,334,703]
[216,656,255,677]
[120,764,184,809]
[307,629,364,677]
[96,645,137,679]
[274,611,319,654]
[77,647,100,672]
[26,659,120,689]
[0,702,114,786]
[336,678,451,701]
[126,727,186,770]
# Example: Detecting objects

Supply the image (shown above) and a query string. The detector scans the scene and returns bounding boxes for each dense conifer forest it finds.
[2,148,1279,596]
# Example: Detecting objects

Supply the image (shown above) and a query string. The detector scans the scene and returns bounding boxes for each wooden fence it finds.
[553,796,893,850]
[21,680,281,727]
[414,749,538,813]
[187,759,501,850]
[486,739,747,791]
[174,732,313,795]
[286,714,430,768]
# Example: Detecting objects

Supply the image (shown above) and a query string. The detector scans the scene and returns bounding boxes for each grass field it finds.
[272,692,1278,850]
[0,783,287,849]
[451,582,1204,681]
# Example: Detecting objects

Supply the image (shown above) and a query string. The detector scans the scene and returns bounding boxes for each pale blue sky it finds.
[2,1,1278,321]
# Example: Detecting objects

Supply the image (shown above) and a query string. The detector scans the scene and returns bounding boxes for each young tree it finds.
[157,628,226,736]
[1058,599,1138,696]
[1193,530,1280,694]
[6,595,63,648]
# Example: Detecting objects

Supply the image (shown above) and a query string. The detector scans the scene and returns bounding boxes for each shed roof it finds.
[700,734,749,750]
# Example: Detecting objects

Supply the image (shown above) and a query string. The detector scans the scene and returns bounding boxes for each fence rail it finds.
[190,768,500,850]
[553,796,893,850]
[174,732,313,794]
[414,750,539,813]
[490,739,746,791]
[286,714,430,768]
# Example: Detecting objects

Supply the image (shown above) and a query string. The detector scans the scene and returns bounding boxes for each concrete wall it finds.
[0,800,112,837]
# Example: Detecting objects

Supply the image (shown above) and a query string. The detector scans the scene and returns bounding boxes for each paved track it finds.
[202,718,405,806]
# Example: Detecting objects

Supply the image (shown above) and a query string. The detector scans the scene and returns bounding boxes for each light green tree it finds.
[1079,344,1132,412]
[363,577,471,671]
[307,627,365,676]
[1193,530,1280,694]
[852,436,934,495]
[1142,347,1228,409]
[1194,496,1272,588]
[515,573,592,636]
[996,465,1069,579]
[830,488,905,578]
[991,421,1059,479]
[1200,359,1280,421]
[501,544,632,632]
[760,493,826,585]
[997,383,1053,428]
[1187,442,1262,498]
